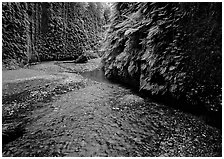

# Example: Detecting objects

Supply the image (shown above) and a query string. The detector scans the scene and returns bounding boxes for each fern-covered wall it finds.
[2,3,29,68]
[102,2,222,113]
[2,2,106,69]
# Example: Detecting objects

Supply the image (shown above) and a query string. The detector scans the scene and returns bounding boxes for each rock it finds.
[85,50,99,59]
[119,94,144,105]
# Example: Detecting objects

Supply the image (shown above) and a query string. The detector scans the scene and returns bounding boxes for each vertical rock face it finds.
[102,2,222,112]
[2,2,106,68]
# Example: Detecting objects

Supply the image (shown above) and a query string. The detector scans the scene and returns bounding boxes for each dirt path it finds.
[2,59,222,157]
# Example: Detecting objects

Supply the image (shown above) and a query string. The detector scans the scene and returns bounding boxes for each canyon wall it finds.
[2,2,106,69]
[102,2,222,113]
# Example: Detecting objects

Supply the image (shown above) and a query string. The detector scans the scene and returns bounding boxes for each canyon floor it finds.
[2,58,221,157]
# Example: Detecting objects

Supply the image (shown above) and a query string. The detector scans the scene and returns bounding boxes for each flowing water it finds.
[81,68,111,84]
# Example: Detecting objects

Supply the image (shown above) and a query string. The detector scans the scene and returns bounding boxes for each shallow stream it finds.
[81,68,111,84]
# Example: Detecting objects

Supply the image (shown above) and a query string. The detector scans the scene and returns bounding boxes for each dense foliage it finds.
[2,2,108,68]
[102,2,221,113]
[2,3,29,68]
